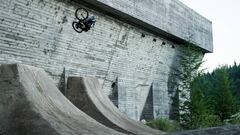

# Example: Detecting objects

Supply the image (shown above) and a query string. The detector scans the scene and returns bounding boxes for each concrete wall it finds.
[0,0,210,120]
[81,0,213,52]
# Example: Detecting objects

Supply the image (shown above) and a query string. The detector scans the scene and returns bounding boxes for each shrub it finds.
[146,118,182,133]
[202,114,222,128]
[226,112,240,124]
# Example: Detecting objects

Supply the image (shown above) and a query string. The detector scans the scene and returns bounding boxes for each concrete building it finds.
[0,0,213,121]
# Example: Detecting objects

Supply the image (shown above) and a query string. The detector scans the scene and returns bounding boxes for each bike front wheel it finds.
[75,8,89,21]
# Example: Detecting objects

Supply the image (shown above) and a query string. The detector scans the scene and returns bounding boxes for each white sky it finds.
[179,0,240,72]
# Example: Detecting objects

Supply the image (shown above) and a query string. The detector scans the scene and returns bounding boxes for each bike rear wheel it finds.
[72,22,83,33]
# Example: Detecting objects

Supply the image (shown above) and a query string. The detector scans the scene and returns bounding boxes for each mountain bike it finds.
[72,8,96,33]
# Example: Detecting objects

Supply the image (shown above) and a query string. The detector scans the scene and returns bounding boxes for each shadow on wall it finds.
[140,85,154,121]
[168,51,180,121]
[58,67,67,95]
[108,80,119,107]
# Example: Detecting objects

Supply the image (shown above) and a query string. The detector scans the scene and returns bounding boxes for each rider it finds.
[82,16,96,32]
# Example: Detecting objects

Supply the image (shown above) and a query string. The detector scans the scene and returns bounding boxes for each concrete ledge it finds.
[171,125,240,135]
[80,0,213,52]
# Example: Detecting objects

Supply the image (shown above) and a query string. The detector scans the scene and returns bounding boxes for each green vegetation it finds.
[175,43,240,130]
[176,44,205,129]
[208,68,238,122]
[146,118,182,133]
[147,43,240,132]
[193,66,239,125]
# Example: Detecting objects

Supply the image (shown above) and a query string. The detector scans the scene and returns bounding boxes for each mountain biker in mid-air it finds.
[72,8,96,33]
[82,16,96,32]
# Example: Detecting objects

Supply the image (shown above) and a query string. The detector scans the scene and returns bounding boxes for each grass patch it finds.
[146,118,182,133]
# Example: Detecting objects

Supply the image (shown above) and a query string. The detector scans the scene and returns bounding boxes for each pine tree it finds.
[189,75,221,129]
[229,62,240,102]
[189,76,206,128]
[209,67,238,122]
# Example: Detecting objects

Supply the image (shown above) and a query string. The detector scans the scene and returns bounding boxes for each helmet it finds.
[90,16,96,22]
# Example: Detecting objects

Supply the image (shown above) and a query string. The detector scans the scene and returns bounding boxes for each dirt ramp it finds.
[67,77,165,135]
[0,64,125,135]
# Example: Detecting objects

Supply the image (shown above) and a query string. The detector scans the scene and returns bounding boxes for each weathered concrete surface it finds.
[66,77,164,135]
[0,64,125,135]
[171,125,240,135]
[153,81,171,119]
[117,77,152,121]
[81,0,213,52]
[0,0,182,99]
[0,0,205,120]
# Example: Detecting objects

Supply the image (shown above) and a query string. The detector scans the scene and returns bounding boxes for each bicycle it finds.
[72,8,96,33]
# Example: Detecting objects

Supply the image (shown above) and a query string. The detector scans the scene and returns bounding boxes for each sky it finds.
[179,0,240,72]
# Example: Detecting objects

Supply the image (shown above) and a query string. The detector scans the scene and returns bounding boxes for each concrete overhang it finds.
[80,0,213,53]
